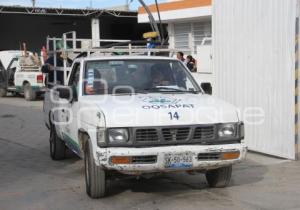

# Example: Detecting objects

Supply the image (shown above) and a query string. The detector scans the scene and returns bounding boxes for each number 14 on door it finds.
[168,112,179,120]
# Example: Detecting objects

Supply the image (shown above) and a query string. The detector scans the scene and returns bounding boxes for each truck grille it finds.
[162,127,190,141]
[100,124,242,147]
[193,126,215,140]
[135,129,159,142]
[133,125,220,145]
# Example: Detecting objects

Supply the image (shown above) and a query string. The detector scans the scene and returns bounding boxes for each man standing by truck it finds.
[176,51,186,63]
[41,42,72,87]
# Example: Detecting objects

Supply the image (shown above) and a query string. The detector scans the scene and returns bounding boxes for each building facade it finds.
[0,6,150,52]
[138,0,213,92]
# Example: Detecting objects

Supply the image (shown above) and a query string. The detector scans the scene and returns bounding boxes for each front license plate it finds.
[164,153,193,169]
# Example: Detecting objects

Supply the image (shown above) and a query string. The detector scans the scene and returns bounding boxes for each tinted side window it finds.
[7,58,18,70]
[69,63,81,86]
[0,60,5,71]
[0,60,6,83]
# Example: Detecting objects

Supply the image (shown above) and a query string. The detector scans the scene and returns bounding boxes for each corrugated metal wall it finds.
[297,0,300,159]
[213,0,298,159]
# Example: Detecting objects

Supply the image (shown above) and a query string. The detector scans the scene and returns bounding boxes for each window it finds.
[69,63,81,86]
[192,22,212,52]
[173,21,212,54]
[0,61,6,83]
[7,58,17,70]
[69,63,81,97]
[0,60,5,72]
[174,23,191,49]
[83,59,201,95]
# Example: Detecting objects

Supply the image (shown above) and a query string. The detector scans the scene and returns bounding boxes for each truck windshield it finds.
[83,59,201,95]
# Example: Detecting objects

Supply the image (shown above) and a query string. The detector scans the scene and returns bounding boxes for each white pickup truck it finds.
[0,51,45,100]
[43,55,247,198]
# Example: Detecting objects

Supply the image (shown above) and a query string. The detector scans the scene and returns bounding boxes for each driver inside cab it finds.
[150,65,171,87]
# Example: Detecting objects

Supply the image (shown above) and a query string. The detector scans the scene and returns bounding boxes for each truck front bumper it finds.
[96,143,247,175]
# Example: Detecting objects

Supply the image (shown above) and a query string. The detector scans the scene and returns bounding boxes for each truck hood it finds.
[84,93,239,127]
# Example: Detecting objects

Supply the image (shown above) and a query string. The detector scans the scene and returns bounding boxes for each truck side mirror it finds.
[57,87,72,100]
[201,83,212,95]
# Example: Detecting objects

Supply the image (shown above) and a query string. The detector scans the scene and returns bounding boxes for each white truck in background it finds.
[0,50,45,101]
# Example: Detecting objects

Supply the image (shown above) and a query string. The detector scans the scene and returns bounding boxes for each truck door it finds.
[0,60,7,89]
[6,58,17,86]
[60,62,81,156]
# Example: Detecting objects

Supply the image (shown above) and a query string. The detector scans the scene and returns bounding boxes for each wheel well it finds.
[78,130,89,152]
[23,81,30,87]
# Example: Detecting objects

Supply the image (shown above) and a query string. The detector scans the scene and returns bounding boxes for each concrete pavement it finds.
[0,96,300,210]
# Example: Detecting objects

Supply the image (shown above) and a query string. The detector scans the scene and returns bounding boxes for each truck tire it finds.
[24,83,36,101]
[84,139,107,198]
[206,165,232,188]
[0,88,7,97]
[11,91,19,97]
[49,124,66,160]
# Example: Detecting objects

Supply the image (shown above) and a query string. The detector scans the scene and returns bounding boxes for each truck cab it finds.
[0,50,45,100]
[44,55,247,198]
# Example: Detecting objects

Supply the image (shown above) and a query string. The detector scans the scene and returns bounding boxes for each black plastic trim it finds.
[99,122,244,148]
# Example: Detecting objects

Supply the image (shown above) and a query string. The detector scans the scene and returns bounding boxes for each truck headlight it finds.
[218,124,236,138]
[108,128,129,143]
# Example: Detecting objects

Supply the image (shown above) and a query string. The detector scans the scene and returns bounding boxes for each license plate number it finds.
[164,153,193,169]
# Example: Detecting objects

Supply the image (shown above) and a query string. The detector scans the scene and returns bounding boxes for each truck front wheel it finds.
[205,165,232,188]
[24,83,36,101]
[84,139,107,198]
[0,88,7,97]
[49,124,66,160]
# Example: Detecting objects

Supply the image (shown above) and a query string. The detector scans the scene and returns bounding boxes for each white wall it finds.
[196,45,212,73]
[213,0,298,159]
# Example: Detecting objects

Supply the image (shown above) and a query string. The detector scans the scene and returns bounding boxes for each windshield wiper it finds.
[111,89,148,95]
[144,87,199,94]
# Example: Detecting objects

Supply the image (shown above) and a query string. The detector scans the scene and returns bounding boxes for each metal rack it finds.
[46,31,191,85]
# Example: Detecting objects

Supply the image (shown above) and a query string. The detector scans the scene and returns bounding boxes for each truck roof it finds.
[75,55,179,62]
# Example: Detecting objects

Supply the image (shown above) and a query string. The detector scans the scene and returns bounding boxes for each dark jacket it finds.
[42,56,63,85]
[42,56,72,85]
[187,61,197,72]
